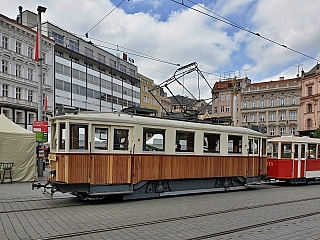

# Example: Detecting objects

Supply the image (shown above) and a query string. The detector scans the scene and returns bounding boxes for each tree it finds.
[313,127,320,138]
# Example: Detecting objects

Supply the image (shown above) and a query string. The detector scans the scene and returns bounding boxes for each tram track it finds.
[36,196,320,239]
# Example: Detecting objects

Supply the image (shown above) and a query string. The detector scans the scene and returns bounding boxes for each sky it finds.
[2,0,320,100]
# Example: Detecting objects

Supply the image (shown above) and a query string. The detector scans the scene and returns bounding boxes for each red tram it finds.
[267,136,320,183]
[33,112,267,200]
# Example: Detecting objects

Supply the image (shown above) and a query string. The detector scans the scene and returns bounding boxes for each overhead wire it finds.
[172,0,320,63]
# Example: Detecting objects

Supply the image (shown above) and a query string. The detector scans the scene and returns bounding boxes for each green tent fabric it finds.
[0,114,37,182]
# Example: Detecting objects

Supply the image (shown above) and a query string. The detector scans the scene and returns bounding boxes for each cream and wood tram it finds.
[33,112,267,200]
[267,135,320,184]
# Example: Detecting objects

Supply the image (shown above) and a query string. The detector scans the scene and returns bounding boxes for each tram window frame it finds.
[203,133,220,153]
[113,129,129,151]
[51,123,57,151]
[262,139,266,155]
[59,123,66,150]
[318,145,320,159]
[69,123,88,150]
[281,143,291,158]
[308,144,316,159]
[143,128,165,152]
[248,138,259,154]
[175,130,195,152]
[94,127,108,150]
[228,135,242,153]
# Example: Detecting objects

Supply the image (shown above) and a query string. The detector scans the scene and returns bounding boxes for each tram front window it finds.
[248,138,259,154]
[281,143,291,158]
[113,129,129,150]
[70,124,88,150]
[95,128,108,150]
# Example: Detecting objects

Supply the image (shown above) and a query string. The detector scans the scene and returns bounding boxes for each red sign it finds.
[32,121,48,132]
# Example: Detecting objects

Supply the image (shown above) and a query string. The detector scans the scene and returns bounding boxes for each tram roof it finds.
[267,135,320,143]
[51,112,265,137]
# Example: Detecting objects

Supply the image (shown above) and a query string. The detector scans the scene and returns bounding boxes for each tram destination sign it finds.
[32,121,48,142]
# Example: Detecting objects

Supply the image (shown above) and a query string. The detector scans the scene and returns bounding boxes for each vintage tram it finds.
[267,135,320,183]
[33,112,267,200]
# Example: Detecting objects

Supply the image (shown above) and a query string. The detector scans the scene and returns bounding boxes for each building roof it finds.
[247,77,300,87]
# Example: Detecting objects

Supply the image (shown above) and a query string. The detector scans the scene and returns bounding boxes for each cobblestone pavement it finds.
[1,176,320,239]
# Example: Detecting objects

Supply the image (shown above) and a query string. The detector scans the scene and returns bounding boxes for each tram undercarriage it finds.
[32,175,265,200]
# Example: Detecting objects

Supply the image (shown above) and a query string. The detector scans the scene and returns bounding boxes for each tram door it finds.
[293,143,306,179]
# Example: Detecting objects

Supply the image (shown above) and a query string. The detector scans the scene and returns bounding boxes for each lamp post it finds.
[37,6,46,177]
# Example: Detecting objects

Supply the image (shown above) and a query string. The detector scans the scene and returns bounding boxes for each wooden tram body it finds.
[267,136,320,183]
[35,112,267,200]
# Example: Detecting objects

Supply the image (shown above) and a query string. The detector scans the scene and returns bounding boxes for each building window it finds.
[55,50,63,57]
[144,96,149,103]
[28,47,33,58]
[280,128,285,135]
[129,68,135,76]
[280,112,285,121]
[270,128,275,136]
[2,36,8,49]
[120,64,126,73]
[307,119,312,130]
[226,94,230,101]
[97,53,105,64]
[290,128,295,135]
[52,32,64,45]
[15,87,21,99]
[220,106,224,112]
[28,90,33,102]
[251,114,255,122]
[307,104,312,113]
[109,59,116,68]
[225,106,230,112]
[213,107,217,113]
[291,97,295,105]
[270,99,274,107]
[261,100,265,108]
[308,87,312,96]
[270,113,275,121]
[2,84,8,97]
[16,41,21,54]
[290,111,296,120]
[260,114,265,122]
[280,98,285,106]
[251,101,255,108]
[244,102,247,109]
[69,40,79,52]
[85,47,93,58]
[2,60,8,73]
[16,64,22,77]
[28,68,33,80]
[221,94,225,102]
[243,115,247,122]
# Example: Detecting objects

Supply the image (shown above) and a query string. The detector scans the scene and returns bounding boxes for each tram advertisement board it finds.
[32,121,48,142]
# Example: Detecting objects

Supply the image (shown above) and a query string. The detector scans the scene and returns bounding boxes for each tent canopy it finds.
[0,114,37,182]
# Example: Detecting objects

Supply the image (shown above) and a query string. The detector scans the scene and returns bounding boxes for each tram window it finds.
[228,135,242,153]
[176,130,194,152]
[203,133,220,153]
[294,144,298,158]
[318,145,320,159]
[308,144,316,159]
[59,123,66,150]
[248,138,259,154]
[281,143,291,158]
[94,128,108,150]
[113,129,129,150]
[143,128,165,151]
[70,124,88,150]
[301,144,305,158]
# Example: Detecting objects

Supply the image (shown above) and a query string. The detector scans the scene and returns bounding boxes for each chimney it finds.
[279,76,284,80]
[18,6,23,24]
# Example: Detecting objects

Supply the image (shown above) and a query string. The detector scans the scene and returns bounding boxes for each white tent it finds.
[0,114,37,182]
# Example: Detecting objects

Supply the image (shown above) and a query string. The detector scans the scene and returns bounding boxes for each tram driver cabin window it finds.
[248,138,259,154]
[175,130,195,152]
[203,133,220,153]
[59,123,66,150]
[308,144,316,159]
[70,124,88,150]
[228,135,242,153]
[113,129,129,150]
[143,128,165,151]
[281,143,291,158]
[94,128,108,150]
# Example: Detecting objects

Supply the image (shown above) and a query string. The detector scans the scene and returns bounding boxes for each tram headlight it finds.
[50,169,56,178]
